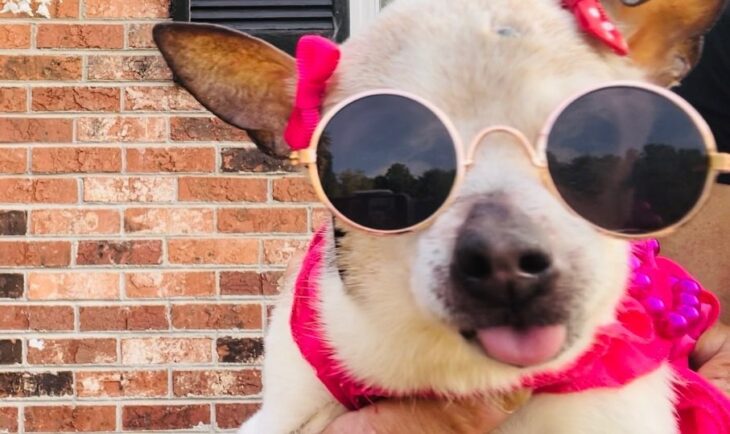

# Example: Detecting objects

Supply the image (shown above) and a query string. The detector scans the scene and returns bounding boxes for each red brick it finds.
[312,207,333,230]
[76,116,166,142]
[31,209,119,235]
[273,177,318,202]
[32,87,120,112]
[170,116,249,141]
[125,272,215,298]
[0,178,76,203]
[27,339,116,365]
[0,274,23,299]
[76,370,167,398]
[172,304,262,330]
[168,239,258,265]
[37,25,123,49]
[217,337,264,364]
[0,211,28,236]
[85,0,169,18]
[220,271,283,296]
[29,272,119,300]
[127,147,215,172]
[121,338,211,364]
[124,208,213,234]
[0,0,79,18]
[76,240,162,265]
[173,370,262,397]
[0,407,18,433]
[123,404,209,431]
[124,85,202,111]
[2,178,77,203]
[87,55,171,81]
[216,403,260,430]
[0,24,30,49]
[0,210,29,235]
[127,24,155,48]
[0,148,27,174]
[0,88,26,112]
[80,306,168,331]
[24,405,115,432]
[84,177,176,203]
[263,239,309,265]
[178,177,267,202]
[0,56,81,80]
[0,372,73,398]
[32,147,121,173]
[0,118,72,143]
[0,211,26,236]
[221,147,295,173]
[218,208,307,233]
[0,241,70,266]
[0,306,73,331]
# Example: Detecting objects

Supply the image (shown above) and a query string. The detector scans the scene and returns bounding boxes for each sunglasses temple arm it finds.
[289,149,317,166]
[712,153,730,173]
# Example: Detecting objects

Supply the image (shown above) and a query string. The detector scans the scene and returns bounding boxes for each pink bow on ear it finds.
[284,36,341,151]
[563,0,629,56]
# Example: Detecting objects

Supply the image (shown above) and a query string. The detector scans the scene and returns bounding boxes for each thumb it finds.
[697,353,730,397]
[694,323,730,397]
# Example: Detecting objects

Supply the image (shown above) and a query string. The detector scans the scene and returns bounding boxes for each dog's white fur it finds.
[240,0,682,432]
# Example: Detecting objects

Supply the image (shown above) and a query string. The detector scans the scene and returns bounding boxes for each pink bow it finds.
[563,0,629,56]
[284,36,341,151]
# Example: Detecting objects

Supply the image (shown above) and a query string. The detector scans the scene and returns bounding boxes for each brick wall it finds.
[0,1,321,432]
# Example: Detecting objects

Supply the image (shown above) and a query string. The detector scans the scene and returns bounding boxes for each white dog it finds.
[154,0,727,432]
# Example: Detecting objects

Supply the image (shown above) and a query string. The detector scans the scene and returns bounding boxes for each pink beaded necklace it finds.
[291,229,730,433]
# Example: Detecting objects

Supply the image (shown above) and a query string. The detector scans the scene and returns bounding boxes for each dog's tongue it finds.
[477,325,566,367]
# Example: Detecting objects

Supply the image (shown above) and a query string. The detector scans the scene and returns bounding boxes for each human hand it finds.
[693,322,730,396]
[322,391,531,434]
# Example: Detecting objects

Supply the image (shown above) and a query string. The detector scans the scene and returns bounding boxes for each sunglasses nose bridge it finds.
[466,126,540,166]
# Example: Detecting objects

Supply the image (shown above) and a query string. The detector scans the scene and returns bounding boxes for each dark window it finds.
[171,0,350,54]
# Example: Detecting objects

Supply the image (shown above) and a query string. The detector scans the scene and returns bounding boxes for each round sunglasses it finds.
[289,82,730,238]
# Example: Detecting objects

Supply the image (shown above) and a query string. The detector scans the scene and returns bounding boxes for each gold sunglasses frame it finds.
[290,81,730,238]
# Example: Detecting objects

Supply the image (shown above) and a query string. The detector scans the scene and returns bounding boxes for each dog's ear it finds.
[154,23,296,158]
[606,0,727,86]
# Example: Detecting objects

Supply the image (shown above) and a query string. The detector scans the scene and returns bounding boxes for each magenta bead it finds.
[647,239,660,256]
[629,273,652,299]
[643,296,666,317]
[662,313,689,338]
[675,279,701,295]
[676,292,700,308]
[677,305,701,325]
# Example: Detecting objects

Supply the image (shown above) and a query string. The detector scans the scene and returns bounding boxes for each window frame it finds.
[170,0,381,42]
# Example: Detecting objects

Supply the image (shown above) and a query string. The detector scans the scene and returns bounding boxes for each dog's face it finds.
[155,0,725,391]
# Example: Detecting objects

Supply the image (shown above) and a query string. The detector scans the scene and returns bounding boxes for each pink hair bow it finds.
[562,0,629,56]
[284,36,341,151]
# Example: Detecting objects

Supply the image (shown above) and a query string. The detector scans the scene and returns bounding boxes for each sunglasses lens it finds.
[316,93,458,231]
[547,86,710,235]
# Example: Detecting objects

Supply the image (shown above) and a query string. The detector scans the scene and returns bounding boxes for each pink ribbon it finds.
[284,36,341,151]
[563,0,629,55]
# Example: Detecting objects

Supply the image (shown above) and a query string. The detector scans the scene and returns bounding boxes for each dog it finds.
[154,0,727,432]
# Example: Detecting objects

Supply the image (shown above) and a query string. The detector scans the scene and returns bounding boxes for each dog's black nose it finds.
[450,200,556,308]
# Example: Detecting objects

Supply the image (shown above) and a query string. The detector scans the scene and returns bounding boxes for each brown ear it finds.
[605,0,727,86]
[154,23,296,158]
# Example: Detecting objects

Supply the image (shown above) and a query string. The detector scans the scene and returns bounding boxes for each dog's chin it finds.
[459,325,568,367]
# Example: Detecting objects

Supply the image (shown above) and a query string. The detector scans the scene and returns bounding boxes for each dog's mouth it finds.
[461,325,567,367]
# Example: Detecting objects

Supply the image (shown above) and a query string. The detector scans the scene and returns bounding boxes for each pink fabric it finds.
[562,0,629,55]
[290,232,730,431]
[283,36,341,151]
